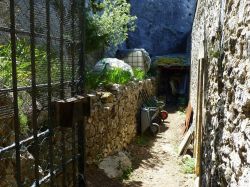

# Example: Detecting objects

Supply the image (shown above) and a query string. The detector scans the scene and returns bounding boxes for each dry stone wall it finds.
[86,79,156,163]
[0,79,156,186]
[191,0,250,186]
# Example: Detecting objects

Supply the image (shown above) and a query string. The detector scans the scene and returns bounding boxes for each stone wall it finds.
[0,79,156,186]
[191,0,250,186]
[86,79,156,163]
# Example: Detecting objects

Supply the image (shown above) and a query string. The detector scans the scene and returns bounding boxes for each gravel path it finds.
[123,107,195,187]
[87,106,195,187]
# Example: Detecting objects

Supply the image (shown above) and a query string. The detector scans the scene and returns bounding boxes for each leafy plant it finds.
[121,167,133,180]
[17,96,29,134]
[103,68,132,85]
[85,70,102,90]
[177,106,186,116]
[210,50,220,58]
[0,40,31,87]
[133,68,145,81]
[136,135,150,147]
[0,39,71,87]
[181,157,195,174]
[0,39,72,134]
[19,113,29,134]
[85,67,133,90]
[86,0,137,52]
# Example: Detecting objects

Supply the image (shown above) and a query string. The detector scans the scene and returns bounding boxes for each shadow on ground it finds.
[86,104,185,187]
[86,131,160,187]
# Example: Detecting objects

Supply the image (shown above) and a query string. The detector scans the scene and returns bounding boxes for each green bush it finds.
[104,68,132,85]
[181,157,195,174]
[85,70,102,90]
[86,0,137,52]
[86,67,133,89]
[121,167,133,180]
[17,96,29,134]
[0,39,71,87]
[85,66,148,90]
[0,39,72,134]
[133,68,145,81]
[0,40,31,87]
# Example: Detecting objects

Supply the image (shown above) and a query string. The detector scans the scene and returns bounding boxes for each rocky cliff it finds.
[126,0,197,56]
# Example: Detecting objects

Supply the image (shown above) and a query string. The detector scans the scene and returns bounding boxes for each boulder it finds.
[93,58,134,76]
[116,48,151,73]
[99,151,132,178]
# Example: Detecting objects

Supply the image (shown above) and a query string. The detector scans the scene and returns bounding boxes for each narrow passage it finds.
[87,106,195,187]
[123,106,194,187]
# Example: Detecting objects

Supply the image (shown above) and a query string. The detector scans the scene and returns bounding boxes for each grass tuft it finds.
[181,157,195,174]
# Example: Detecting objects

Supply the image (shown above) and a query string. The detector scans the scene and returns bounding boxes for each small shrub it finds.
[85,67,133,90]
[181,157,195,174]
[121,167,133,180]
[86,0,137,52]
[133,68,145,81]
[85,71,102,90]
[17,97,29,134]
[103,68,132,85]
[19,113,29,134]
[136,135,150,146]
[0,39,71,87]
[210,50,220,58]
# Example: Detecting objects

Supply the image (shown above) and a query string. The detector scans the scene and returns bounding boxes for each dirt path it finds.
[123,107,194,187]
[87,106,195,187]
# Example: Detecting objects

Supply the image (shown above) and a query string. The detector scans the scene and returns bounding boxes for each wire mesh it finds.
[115,49,150,72]
[0,0,85,186]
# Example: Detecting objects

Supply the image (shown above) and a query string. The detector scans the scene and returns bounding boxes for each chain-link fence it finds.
[0,0,86,186]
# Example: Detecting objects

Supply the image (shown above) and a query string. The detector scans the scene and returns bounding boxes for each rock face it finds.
[190,0,250,186]
[126,0,197,56]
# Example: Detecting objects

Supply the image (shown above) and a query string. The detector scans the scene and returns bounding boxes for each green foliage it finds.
[104,68,132,85]
[19,113,29,134]
[0,39,71,133]
[136,135,150,147]
[133,68,145,81]
[121,167,133,180]
[210,50,220,58]
[86,0,137,52]
[177,106,186,116]
[0,39,71,87]
[17,97,29,134]
[85,71,102,90]
[0,40,31,87]
[155,57,185,66]
[181,157,195,174]
[85,67,133,89]
[85,66,148,90]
